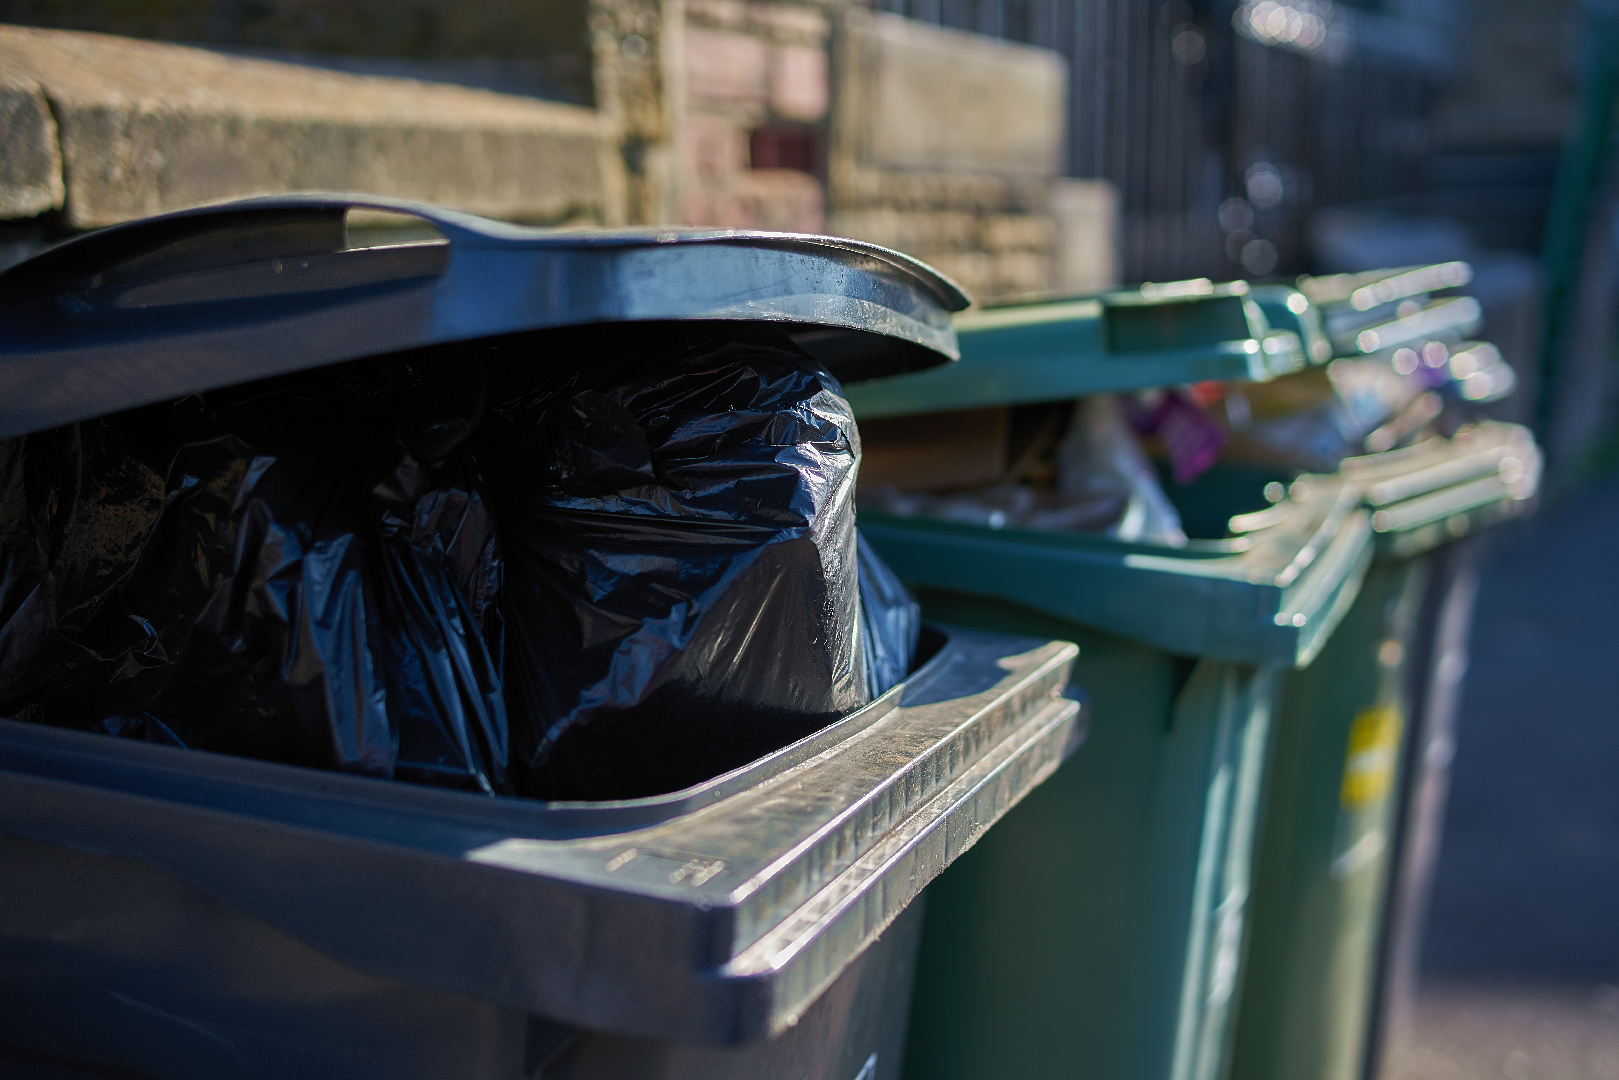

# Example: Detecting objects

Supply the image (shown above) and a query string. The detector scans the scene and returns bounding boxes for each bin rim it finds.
[0,193,972,311]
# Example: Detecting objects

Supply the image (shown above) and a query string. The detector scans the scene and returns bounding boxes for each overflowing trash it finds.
[0,326,922,801]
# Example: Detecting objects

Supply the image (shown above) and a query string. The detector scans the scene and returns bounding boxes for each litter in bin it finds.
[1121,388,1228,485]
[1217,341,1516,473]
[859,396,1187,547]
[0,326,921,801]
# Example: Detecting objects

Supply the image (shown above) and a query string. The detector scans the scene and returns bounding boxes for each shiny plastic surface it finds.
[0,358,509,791]
[479,325,877,800]
[0,328,923,801]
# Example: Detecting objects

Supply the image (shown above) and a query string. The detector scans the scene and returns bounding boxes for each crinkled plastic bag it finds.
[857,532,919,700]
[1054,397,1188,546]
[0,359,511,792]
[477,325,872,800]
[1,331,919,800]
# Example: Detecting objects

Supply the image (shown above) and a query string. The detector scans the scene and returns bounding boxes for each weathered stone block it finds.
[989,251,1054,300]
[1051,177,1120,292]
[741,167,825,232]
[0,26,610,228]
[684,0,750,30]
[681,168,823,232]
[684,28,769,109]
[839,13,1065,177]
[980,213,1053,254]
[0,70,64,218]
[770,43,829,122]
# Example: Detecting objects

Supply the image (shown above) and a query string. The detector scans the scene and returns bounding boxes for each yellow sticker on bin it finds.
[1340,704,1403,808]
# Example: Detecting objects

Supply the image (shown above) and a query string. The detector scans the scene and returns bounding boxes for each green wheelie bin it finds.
[843,270,1501,1080]
[844,281,1369,1080]
[1226,277,1541,1080]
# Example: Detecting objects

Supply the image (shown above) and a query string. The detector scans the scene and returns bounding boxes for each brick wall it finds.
[672,0,833,233]
[669,3,1073,304]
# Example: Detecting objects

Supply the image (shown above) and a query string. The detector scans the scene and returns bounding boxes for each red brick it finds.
[682,113,750,179]
[769,43,828,122]
[685,28,767,108]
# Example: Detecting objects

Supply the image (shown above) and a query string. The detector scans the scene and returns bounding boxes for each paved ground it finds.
[1383,476,1619,1079]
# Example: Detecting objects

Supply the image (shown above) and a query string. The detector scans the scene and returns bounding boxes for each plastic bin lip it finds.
[1333,422,1543,556]
[1326,295,1483,356]
[0,193,971,439]
[847,286,1279,418]
[0,627,1080,1044]
[1298,261,1473,309]
[858,480,1374,667]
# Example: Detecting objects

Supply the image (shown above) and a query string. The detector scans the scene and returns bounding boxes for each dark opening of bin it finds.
[0,319,922,802]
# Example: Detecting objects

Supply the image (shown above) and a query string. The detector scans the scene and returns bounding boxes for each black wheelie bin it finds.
[0,196,1083,1080]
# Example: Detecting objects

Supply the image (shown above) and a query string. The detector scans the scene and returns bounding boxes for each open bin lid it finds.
[844,278,1304,420]
[0,194,971,439]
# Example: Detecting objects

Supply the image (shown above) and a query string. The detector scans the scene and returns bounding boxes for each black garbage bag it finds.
[0,418,171,726]
[477,324,868,800]
[0,358,511,793]
[1,328,919,801]
[856,532,920,701]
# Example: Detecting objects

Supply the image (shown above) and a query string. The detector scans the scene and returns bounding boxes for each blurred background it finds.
[1,1,1615,1075]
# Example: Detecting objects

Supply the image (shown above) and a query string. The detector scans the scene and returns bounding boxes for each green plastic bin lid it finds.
[1297,261,1472,309]
[1249,284,1333,365]
[844,278,1305,420]
[1296,262,1481,359]
[1325,295,1483,358]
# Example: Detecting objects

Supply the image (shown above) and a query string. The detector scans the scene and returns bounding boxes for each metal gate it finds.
[871,0,1451,283]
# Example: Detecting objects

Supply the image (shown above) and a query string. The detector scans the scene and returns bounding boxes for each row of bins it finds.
[0,199,1536,1080]
[853,262,1536,1080]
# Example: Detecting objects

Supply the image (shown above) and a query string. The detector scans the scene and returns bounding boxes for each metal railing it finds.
[871,0,1451,283]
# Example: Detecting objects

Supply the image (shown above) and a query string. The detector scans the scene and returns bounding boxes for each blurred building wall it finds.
[0,0,1090,303]
[826,11,1070,301]
[663,2,1078,303]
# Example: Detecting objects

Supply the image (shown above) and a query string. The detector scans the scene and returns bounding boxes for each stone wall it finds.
[0,2,1099,304]
[0,25,614,230]
[665,3,1079,304]
[669,0,834,233]
[1,0,596,104]
[827,12,1068,304]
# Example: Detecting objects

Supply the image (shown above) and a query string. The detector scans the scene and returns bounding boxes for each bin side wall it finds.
[899,591,1277,1080]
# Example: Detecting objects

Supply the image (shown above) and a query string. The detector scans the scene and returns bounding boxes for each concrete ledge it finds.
[0,26,613,228]
[844,13,1064,177]
[0,69,64,218]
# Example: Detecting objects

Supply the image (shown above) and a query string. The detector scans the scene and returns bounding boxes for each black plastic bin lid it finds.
[0,194,971,439]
